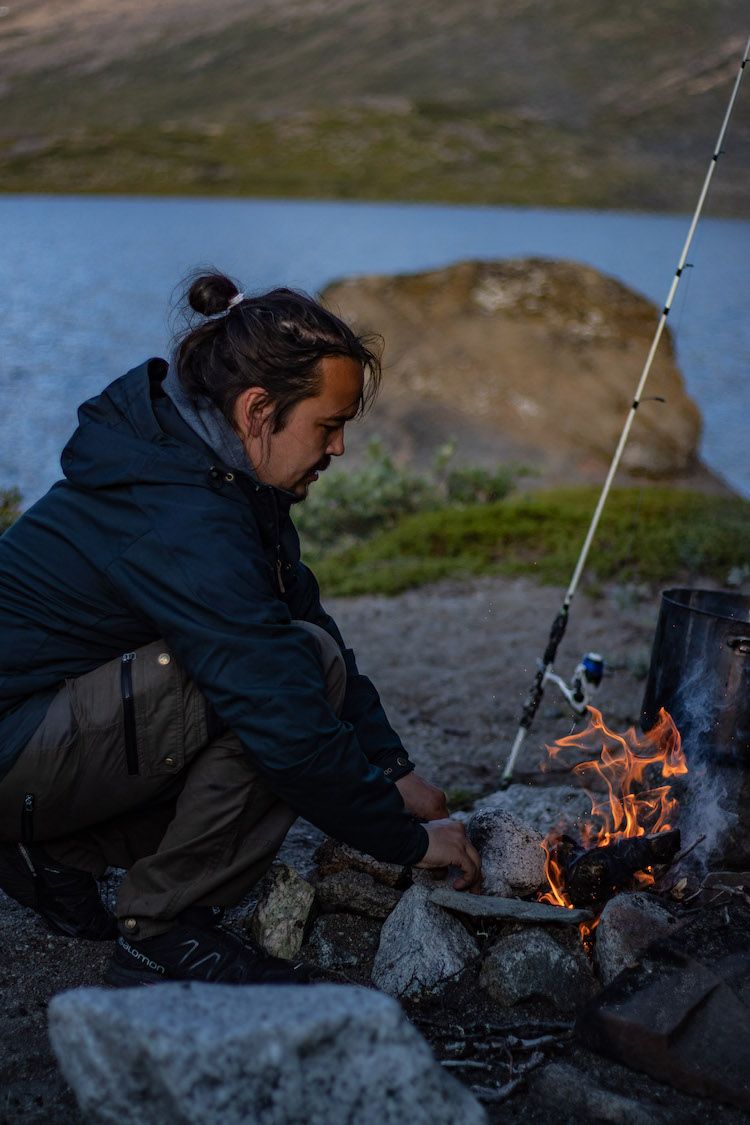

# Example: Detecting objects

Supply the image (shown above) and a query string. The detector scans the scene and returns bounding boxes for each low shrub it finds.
[295,440,526,559]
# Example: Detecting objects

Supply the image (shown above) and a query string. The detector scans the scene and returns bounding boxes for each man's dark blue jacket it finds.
[0,360,429,866]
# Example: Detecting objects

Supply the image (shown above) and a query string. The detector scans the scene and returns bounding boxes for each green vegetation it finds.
[308,487,750,597]
[295,441,525,558]
[3,472,746,601]
[0,489,21,535]
[445,787,479,812]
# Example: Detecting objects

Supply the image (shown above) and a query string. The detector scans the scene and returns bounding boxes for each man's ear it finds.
[233,386,273,439]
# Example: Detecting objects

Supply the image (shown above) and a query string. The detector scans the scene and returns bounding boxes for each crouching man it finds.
[0,272,481,986]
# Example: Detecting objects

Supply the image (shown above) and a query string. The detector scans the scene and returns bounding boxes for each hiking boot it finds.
[105,921,313,987]
[179,904,226,929]
[0,841,117,941]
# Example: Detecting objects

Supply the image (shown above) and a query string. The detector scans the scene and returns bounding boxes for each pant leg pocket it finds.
[129,643,190,779]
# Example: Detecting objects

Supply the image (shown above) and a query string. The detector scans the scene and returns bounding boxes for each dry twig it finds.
[440,1059,493,1071]
[667,833,707,868]
[471,1077,524,1103]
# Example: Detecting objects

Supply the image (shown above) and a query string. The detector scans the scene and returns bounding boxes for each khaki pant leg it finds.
[116,621,345,939]
[0,624,346,939]
[115,731,298,937]
[0,643,210,872]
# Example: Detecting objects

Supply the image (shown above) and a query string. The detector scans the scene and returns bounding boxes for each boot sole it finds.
[105,960,169,988]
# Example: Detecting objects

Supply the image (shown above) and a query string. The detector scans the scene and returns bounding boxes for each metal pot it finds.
[641,588,750,764]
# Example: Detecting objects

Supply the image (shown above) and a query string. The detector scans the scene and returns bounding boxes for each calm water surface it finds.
[2,195,749,504]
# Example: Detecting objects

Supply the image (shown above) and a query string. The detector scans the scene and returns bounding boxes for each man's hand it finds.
[415,818,483,894]
[395,771,449,822]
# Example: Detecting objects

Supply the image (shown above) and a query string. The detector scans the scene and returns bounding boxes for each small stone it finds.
[315,869,402,920]
[312,837,407,887]
[594,891,678,985]
[372,884,478,1000]
[466,807,547,897]
[479,926,597,1011]
[306,913,380,969]
[245,862,315,960]
[530,1061,671,1125]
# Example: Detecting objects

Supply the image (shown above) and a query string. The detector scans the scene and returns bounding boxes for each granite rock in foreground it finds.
[48,981,488,1125]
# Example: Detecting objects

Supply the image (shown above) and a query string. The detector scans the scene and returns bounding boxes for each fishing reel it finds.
[543,652,604,717]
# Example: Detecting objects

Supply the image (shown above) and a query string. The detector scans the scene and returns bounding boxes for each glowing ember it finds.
[539,706,687,916]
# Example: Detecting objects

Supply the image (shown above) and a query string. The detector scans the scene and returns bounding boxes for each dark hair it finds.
[172,270,382,432]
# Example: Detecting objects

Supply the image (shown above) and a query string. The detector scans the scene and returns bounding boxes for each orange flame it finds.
[539,706,687,915]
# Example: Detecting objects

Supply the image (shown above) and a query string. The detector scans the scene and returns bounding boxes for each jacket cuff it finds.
[381,755,416,783]
[407,823,430,865]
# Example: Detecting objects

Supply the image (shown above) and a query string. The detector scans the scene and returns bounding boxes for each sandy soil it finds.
[0,575,747,1124]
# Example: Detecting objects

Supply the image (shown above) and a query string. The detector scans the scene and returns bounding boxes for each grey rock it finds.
[307,913,380,970]
[48,982,488,1125]
[429,885,593,926]
[312,837,407,887]
[479,927,597,1011]
[316,869,402,920]
[372,883,478,999]
[473,785,592,838]
[530,1061,672,1125]
[594,891,679,985]
[466,806,547,897]
[276,819,327,878]
[245,862,315,960]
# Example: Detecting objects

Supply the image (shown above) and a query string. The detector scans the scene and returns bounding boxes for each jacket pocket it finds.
[121,652,139,776]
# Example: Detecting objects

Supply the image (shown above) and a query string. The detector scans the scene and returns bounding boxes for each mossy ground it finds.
[310,487,750,597]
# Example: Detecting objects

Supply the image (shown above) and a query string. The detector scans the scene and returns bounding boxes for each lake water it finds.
[2,195,749,505]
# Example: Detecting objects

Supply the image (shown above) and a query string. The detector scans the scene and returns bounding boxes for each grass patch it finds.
[312,487,750,597]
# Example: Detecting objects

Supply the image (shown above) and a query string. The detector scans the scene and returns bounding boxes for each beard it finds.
[290,455,332,503]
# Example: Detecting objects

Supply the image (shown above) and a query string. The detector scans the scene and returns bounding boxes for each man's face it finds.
[249,355,364,498]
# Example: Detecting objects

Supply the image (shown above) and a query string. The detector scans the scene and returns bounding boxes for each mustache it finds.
[315,455,332,474]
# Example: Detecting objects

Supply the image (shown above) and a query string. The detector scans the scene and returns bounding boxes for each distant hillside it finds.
[1,0,748,211]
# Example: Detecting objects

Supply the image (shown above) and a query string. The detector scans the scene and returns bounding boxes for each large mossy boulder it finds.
[322,258,704,485]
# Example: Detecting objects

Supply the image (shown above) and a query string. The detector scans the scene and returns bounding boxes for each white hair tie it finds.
[227,291,245,310]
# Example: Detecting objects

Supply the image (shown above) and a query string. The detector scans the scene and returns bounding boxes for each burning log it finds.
[538,708,688,914]
[554,829,681,908]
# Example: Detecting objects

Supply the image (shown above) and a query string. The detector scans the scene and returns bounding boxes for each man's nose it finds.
[326,431,345,456]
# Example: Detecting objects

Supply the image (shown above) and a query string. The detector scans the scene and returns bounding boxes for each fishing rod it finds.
[499,31,750,789]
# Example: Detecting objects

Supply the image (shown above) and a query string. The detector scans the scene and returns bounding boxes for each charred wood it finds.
[556,829,681,907]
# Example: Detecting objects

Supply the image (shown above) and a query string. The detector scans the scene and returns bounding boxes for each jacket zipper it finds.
[272,493,287,594]
[17,811,37,902]
[121,652,139,775]
[276,552,286,594]
[21,792,35,844]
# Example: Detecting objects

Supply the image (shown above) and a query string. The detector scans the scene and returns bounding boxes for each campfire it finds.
[539,706,687,919]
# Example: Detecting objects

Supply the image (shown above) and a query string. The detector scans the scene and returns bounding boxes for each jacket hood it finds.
[62,359,237,493]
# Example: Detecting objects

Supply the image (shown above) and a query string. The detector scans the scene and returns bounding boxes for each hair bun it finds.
[188,272,241,317]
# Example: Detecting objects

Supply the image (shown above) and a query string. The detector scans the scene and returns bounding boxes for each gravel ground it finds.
[1,575,747,1124]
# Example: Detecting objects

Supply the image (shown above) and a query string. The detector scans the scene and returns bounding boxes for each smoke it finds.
[666,662,739,870]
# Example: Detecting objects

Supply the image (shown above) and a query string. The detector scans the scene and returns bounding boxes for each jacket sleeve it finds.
[107,512,428,867]
[284,560,417,782]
